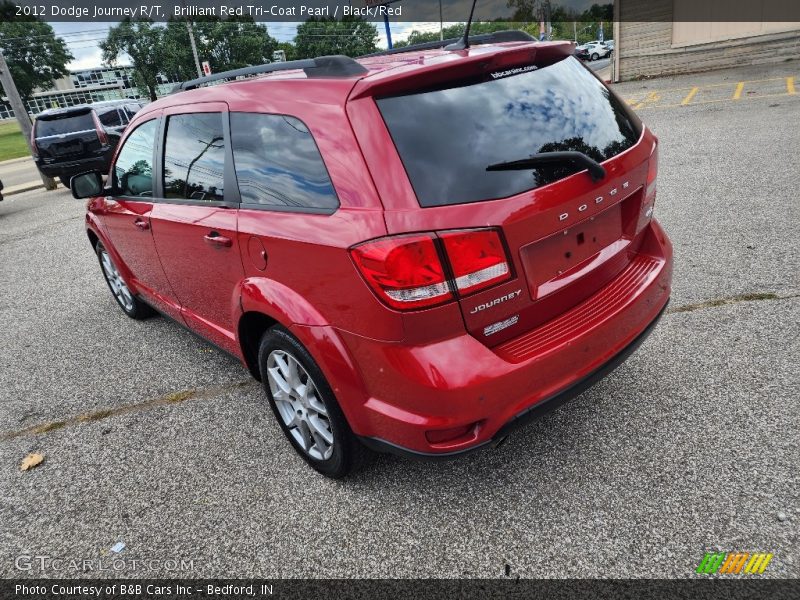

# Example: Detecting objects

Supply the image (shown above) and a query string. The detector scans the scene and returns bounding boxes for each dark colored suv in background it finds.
[32,100,144,186]
[71,32,672,478]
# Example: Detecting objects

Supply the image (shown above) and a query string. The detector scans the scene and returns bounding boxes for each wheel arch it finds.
[238,311,279,380]
[86,228,99,250]
[236,277,329,380]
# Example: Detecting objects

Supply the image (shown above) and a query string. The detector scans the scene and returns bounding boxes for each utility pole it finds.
[181,0,203,77]
[439,0,444,41]
[0,49,57,190]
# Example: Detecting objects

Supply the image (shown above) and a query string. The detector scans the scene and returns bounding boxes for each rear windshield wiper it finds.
[486,151,606,182]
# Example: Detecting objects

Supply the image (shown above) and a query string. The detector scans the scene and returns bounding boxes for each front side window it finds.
[114,119,157,197]
[230,113,338,212]
[163,113,226,202]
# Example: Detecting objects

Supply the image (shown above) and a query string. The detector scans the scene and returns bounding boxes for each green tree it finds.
[274,41,297,62]
[0,1,73,103]
[294,17,378,59]
[394,21,531,48]
[100,19,164,101]
[162,17,278,80]
[195,18,277,71]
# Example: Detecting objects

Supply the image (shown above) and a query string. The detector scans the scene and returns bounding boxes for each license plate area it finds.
[55,141,83,156]
[520,201,628,300]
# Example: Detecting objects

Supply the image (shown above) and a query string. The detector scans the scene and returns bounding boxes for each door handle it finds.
[204,232,232,248]
[133,218,149,230]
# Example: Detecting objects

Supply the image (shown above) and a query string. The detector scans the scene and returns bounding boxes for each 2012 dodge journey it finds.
[71,32,673,478]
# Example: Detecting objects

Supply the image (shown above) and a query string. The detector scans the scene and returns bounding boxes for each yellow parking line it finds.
[733,82,745,100]
[681,87,699,105]
[620,76,791,101]
[634,90,800,110]
[634,91,659,109]
[788,77,796,95]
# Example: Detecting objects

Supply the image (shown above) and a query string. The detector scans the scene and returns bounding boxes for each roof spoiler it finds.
[170,55,368,94]
[362,30,536,58]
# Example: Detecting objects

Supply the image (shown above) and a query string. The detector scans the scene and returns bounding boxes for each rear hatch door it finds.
[34,108,103,163]
[365,50,652,346]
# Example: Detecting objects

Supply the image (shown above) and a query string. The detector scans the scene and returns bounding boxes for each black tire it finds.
[591,52,599,61]
[59,175,71,188]
[95,241,154,320]
[258,326,370,478]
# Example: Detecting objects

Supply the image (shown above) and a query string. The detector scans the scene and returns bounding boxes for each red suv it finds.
[71,33,672,478]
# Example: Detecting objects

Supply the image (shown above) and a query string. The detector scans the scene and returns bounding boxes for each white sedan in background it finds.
[575,41,612,61]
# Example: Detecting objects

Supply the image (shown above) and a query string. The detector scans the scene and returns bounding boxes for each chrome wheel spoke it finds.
[307,393,328,416]
[308,414,333,446]
[268,366,292,396]
[297,420,314,452]
[295,382,308,403]
[119,285,133,304]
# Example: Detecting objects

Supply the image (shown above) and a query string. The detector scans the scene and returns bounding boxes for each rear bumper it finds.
[321,219,673,457]
[36,153,111,178]
[359,298,668,459]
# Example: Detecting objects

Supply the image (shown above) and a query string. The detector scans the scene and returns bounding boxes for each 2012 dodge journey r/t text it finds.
[71,32,672,478]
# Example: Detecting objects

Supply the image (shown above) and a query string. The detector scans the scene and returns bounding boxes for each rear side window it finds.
[163,113,226,202]
[230,113,338,212]
[377,56,641,207]
[35,112,94,137]
[98,108,123,127]
[114,119,157,197]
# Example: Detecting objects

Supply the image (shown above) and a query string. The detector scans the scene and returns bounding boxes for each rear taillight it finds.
[350,234,453,310]
[350,228,512,311]
[30,127,38,159]
[91,111,109,145]
[646,144,658,202]
[641,143,658,224]
[439,229,511,295]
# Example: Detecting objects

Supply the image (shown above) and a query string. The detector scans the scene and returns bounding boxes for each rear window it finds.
[35,112,95,138]
[376,56,641,207]
[230,113,338,212]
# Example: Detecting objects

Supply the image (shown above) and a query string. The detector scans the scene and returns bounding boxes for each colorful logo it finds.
[696,552,773,575]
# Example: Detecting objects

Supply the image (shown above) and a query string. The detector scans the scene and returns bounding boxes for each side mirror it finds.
[70,171,104,199]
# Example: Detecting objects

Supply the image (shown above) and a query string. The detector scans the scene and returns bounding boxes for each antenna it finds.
[445,0,479,51]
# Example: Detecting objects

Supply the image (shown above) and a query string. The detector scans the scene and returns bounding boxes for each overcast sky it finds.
[51,21,438,70]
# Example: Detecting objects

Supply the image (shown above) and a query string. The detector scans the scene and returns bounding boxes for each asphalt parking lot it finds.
[1,60,798,579]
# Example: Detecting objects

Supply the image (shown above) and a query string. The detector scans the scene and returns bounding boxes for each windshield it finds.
[376,56,641,207]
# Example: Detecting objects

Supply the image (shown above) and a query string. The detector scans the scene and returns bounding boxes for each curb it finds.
[0,156,34,167]
[2,181,47,197]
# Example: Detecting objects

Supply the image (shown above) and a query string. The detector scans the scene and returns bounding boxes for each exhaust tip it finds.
[491,435,509,449]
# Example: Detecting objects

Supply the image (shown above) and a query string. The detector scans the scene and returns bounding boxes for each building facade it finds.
[0,66,180,119]
[614,0,800,81]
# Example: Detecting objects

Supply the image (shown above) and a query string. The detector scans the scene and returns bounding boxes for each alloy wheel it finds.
[100,249,134,312]
[266,350,334,460]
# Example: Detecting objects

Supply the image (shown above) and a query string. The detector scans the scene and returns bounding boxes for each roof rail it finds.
[170,55,368,94]
[362,30,536,58]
